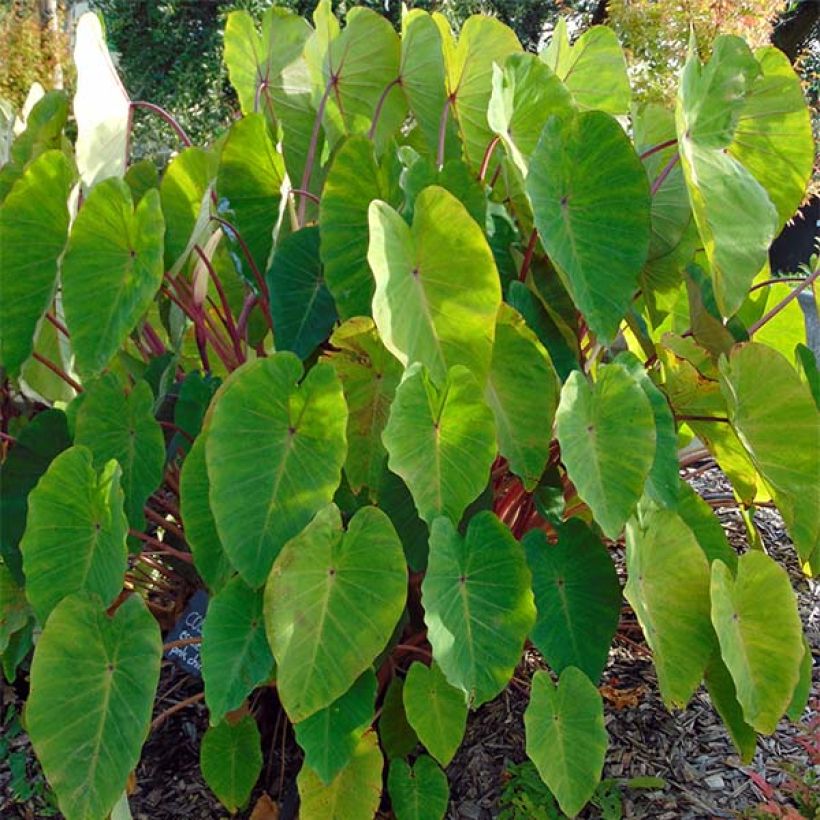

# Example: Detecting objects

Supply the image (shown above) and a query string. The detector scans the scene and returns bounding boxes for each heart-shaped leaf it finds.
[216,113,285,277]
[73,12,130,188]
[322,317,403,496]
[676,37,778,317]
[160,146,215,270]
[294,670,377,784]
[527,110,651,343]
[727,47,813,229]
[382,364,496,526]
[524,667,608,818]
[400,10,455,158]
[0,409,71,585]
[202,575,274,724]
[297,730,383,820]
[323,8,405,148]
[265,504,406,722]
[0,150,74,375]
[443,15,521,169]
[540,18,630,114]
[719,343,820,573]
[75,374,165,536]
[0,91,68,203]
[223,7,311,127]
[368,185,501,386]
[388,755,449,820]
[403,661,467,767]
[524,520,620,683]
[200,714,262,813]
[488,52,573,176]
[556,363,655,539]
[486,304,559,491]
[21,446,128,622]
[207,353,347,587]
[625,508,715,708]
[26,594,161,820]
[62,178,164,379]
[710,552,803,734]
[267,225,337,360]
[422,512,535,706]
[319,136,389,318]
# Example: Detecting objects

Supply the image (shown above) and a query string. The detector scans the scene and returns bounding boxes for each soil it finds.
[2,466,818,819]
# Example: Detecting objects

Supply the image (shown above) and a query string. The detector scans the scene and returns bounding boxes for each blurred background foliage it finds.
[1,0,817,166]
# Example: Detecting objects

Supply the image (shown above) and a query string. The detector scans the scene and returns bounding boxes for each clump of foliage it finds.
[0,3,817,819]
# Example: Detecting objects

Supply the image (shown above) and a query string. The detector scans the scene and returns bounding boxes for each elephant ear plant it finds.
[0,5,817,818]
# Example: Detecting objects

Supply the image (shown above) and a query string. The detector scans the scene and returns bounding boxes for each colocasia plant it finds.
[0,4,817,819]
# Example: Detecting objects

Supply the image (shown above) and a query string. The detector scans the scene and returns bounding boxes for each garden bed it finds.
[2,466,818,820]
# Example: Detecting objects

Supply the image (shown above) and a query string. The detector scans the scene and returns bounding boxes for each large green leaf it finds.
[488,52,573,176]
[322,317,403,496]
[26,594,161,820]
[719,343,819,573]
[443,15,521,169]
[400,10,454,159]
[216,113,284,277]
[727,47,813,229]
[265,504,406,722]
[20,446,128,623]
[523,521,620,683]
[710,552,804,734]
[179,433,234,593]
[223,7,311,124]
[486,304,559,491]
[62,178,164,379]
[0,409,71,585]
[382,364,496,526]
[422,512,535,706]
[73,11,130,188]
[540,18,631,115]
[160,147,214,270]
[320,135,388,319]
[75,374,165,536]
[323,7,405,148]
[526,110,651,343]
[675,37,778,317]
[200,715,262,813]
[0,150,74,375]
[403,661,468,767]
[294,670,377,784]
[704,654,756,763]
[207,353,347,587]
[297,731,383,820]
[524,667,608,818]
[201,575,274,724]
[368,185,501,385]
[388,755,449,820]
[624,508,715,708]
[267,226,337,360]
[616,352,679,508]
[555,364,655,539]
[0,90,68,204]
